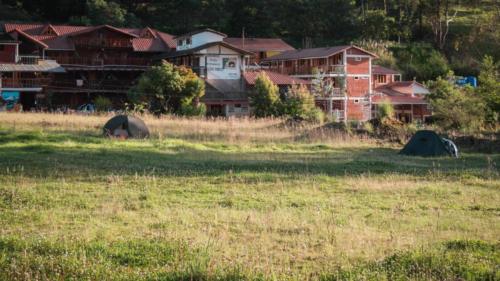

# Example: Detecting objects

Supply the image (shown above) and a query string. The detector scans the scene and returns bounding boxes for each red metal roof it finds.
[223,38,295,52]
[262,45,377,61]
[3,23,176,52]
[372,95,428,105]
[372,65,400,75]
[243,70,310,86]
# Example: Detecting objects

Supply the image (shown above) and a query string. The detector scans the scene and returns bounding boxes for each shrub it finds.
[377,99,394,120]
[250,72,280,117]
[427,74,486,133]
[94,96,112,112]
[128,62,205,116]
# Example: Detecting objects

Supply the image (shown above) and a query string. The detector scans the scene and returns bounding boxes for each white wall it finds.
[197,46,244,80]
[176,31,225,51]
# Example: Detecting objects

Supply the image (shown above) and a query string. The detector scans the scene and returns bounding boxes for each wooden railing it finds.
[0,78,50,88]
[266,64,344,75]
[16,55,42,65]
[49,79,133,91]
[51,56,152,66]
[72,38,133,49]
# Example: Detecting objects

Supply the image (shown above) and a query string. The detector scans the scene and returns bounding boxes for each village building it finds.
[162,29,304,117]
[1,23,175,110]
[223,37,295,65]
[0,23,431,121]
[261,48,431,122]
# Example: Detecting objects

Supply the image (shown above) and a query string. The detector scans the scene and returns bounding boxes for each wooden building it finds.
[261,45,378,121]
[1,23,175,110]
[223,38,295,65]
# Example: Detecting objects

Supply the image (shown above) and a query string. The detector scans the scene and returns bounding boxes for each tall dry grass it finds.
[0,112,374,145]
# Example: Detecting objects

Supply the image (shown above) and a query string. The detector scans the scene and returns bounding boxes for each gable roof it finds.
[374,81,430,96]
[223,38,295,52]
[175,28,227,39]
[160,41,254,58]
[244,70,310,86]
[372,65,400,75]
[262,45,377,61]
[3,23,176,52]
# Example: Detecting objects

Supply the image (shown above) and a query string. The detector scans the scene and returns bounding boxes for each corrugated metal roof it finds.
[224,38,295,52]
[0,60,64,72]
[244,70,310,85]
[372,65,400,75]
[372,95,428,105]
[3,23,176,52]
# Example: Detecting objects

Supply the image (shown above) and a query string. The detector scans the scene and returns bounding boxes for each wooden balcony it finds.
[16,55,43,65]
[266,64,344,76]
[0,78,50,89]
[49,79,134,92]
[51,57,152,67]
[72,38,133,49]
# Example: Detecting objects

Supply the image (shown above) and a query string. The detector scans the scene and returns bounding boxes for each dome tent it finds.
[103,115,150,139]
[400,130,455,157]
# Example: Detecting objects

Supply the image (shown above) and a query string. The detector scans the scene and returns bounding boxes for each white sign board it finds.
[206,55,240,80]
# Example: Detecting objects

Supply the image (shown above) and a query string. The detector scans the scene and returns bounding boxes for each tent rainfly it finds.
[400,130,457,157]
[103,115,150,139]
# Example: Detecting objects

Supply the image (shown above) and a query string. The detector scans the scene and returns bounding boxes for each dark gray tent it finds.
[400,130,453,157]
[103,115,150,139]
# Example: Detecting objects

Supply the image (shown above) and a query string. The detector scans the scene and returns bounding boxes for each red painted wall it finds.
[0,44,16,63]
[346,77,370,97]
[346,100,366,120]
[346,57,370,74]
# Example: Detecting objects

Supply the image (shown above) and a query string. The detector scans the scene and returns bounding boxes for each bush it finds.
[377,99,394,120]
[94,96,112,112]
[427,74,486,133]
[179,103,206,117]
[250,72,280,117]
[304,107,325,123]
[128,62,205,116]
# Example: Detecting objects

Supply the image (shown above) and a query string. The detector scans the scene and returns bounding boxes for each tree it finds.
[281,84,316,119]
[250,72,280,117]
[477,55,500,122]
[128,61,205,115]
[427,75,486,132]
[391,43,450,81]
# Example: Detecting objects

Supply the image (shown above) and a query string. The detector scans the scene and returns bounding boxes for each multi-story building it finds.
[163,29,304,117]
[223,37,295,65]
[1,23,175,110]
[262,48,431,122]
[261,46,378,121]
[0,26,64,111]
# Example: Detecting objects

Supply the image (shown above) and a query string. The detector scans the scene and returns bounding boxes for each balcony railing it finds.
[267,64,344,75]
[314,88,344,98]
[0,78,50,88]
[51,57,152,67]
[72,38,133,49]
[49,79,133,91]
[16,55,42,65]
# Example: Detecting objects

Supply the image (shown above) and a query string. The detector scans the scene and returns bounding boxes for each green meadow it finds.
[0,113,498,280]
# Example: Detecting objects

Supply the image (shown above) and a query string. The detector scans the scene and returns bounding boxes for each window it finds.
[178,40,183,46]
[394,74,402,82]
[354,99,360,103]
[354,57,362,61]
[376,74,387,84]
[354,76,359,80]
[186,38,191,45]
[259,52,266,59]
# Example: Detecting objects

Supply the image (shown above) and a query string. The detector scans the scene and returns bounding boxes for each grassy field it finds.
[0,112,498,280]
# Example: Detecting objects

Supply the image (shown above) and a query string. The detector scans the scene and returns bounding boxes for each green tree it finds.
[391,43,450,81]
[250,72,280,117]
[427,75,486,132]
[281,84,316,119]
[128,61,205,116]
[477,55,500,122]
[377,99,395,120]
